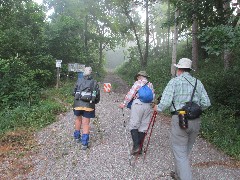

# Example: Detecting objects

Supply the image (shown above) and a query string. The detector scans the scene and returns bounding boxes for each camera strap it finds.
[183,77,197,104]
[172,77,197,111]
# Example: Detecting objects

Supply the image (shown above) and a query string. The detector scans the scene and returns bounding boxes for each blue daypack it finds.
[138,83,153,103]
[127,82,153,109]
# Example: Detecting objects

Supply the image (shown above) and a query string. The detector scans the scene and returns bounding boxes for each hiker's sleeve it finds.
[199,82,211,110]
[93,80,97,90]
[157,79,175,112]
[72,81,78,96]
[149,82,155,100]
[123,81,141,105]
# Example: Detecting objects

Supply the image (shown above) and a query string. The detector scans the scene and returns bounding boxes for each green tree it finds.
[44,0,129,69]
[0,0,54,107]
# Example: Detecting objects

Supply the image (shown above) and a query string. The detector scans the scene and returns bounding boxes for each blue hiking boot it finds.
[81,134,89,150]
[73,130,81,143]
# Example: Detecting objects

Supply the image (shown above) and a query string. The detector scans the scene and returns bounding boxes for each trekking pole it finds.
[143,111,157,162]
[133,110,157,164]
[122,108,132,166]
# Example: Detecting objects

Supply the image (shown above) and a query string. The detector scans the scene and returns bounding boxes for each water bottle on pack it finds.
[91,90,96,103]
[178,110,188,129]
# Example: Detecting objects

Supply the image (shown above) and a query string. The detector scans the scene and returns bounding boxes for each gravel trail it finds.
[7,72,240,179]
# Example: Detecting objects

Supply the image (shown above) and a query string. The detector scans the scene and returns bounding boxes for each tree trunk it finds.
[192,11,198,71]
[223,1,232,70]
[167,0,170,57]
[171,9,179,78]
[84,15,88,59]
[143,0,149,69]
[125,12,144,65]
[224,49,232,70]
[99,27,103,66]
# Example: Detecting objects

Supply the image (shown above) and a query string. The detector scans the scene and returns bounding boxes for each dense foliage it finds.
[0,0,54,108]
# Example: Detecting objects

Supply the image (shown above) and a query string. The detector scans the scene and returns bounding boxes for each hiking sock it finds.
[81,134,89,150]
[73,130,81,141]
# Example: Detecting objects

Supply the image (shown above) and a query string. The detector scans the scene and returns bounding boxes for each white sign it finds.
[56,60,62,68]
[75,63,85,72]
[68,63,75,71]
[68,63,85,72]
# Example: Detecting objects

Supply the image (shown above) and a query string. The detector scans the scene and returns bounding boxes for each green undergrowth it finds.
[200,106,240,160]
[0,80,75,137]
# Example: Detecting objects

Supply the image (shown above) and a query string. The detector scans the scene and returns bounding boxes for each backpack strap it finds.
[183,77,197,103]
[130,81,149,100]
[171,78,197,112]
[190,78,197,103]
[136,81,149,94]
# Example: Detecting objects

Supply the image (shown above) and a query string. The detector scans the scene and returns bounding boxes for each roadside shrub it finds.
[197,58,240,116]
[0,80,75,136]
[201,106,240,160]
[0,55,55,109]
[0,100,65,135]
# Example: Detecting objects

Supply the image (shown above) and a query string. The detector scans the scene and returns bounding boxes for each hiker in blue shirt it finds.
[120,71,155,155]
[154,58,211,180]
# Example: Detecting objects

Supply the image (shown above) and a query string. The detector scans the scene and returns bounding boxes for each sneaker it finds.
[82,144,88,150]
[74,138,81,143]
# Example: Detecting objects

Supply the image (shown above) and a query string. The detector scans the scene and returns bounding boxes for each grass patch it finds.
[111,82,119,91]
[200,107,240,160]
[0,80,75,161]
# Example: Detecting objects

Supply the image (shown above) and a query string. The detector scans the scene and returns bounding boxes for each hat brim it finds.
[174,64,194,71]
[134,74,150,81]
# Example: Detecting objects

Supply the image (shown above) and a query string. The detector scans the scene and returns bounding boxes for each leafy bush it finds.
[199,25,240,56]
[0,80,76,136]
[0,100,65,135]
[0,56,55,109]
[197,58,240,114]
[201,106,240,159]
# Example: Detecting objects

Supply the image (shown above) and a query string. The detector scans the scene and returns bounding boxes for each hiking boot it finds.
[81,134,89,150]
[131,146,140,155]
[138,132,146,154]
[130,129,140,155]
[170,171,178,180]
[73,130,81,143]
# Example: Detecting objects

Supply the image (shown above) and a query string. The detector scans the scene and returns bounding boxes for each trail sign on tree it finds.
[56,60,62,88]
[56,60,62,68]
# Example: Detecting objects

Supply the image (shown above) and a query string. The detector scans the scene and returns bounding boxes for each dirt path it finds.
[1,72,240,180]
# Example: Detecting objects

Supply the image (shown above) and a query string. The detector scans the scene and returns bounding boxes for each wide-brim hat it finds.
[134,71,150,80]
[174,58,194,70]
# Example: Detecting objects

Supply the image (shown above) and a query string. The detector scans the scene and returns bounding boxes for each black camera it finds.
[75,91,81,100]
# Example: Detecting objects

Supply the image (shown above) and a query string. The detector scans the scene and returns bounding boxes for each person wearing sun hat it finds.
[154,58,211,180]
[119,70,155,155]
[134,71,150,81]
